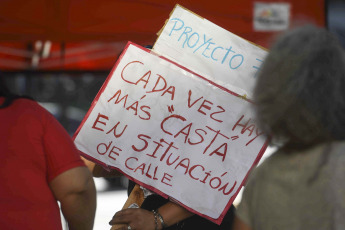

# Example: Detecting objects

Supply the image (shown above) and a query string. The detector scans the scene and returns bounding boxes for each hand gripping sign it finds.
[73,42,268,224]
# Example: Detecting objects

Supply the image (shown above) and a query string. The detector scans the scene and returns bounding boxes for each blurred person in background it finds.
[83,157,235,230]
[233,25,345,230]
[0,78,97,230]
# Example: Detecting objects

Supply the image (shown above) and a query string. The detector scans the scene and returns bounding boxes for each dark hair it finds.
[254,25,345,150]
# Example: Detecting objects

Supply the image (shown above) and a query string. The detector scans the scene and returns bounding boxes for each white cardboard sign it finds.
[73,43,267,224]
[153,5,268,98]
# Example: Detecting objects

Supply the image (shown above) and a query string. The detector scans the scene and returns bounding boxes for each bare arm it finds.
[82,156,123,177]
[49,166,96,230]
[109,201,194,230]
[156,201,194,228]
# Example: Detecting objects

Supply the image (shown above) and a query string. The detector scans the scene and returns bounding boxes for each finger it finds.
[112,224,128,230]
[109,219,129,225]
[115,208,134,217]
[109,210,133,225]
[109,216,128,225]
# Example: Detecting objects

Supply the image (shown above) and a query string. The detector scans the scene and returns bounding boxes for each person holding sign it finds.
[233,25,345,230]
[0,79,97,230]
[78,42,237,230]
[83,158,235,230]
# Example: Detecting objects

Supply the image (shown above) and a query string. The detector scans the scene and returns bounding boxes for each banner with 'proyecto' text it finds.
[153,5,268,98]
[73,42,267,224]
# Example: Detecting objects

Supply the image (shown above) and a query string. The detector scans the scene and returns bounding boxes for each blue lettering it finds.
[211,46,224,61]
[202,41,215,58]
[187,32,200,48]
[229,54,244,69]
[169,18,185,36]
[179,27,193,48]
[193,35,213,53]
[252,58,264,78]
[166,21,251,72]
[221,46,235,64]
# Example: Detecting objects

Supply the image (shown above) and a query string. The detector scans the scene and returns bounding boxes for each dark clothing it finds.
[128,181,235,230]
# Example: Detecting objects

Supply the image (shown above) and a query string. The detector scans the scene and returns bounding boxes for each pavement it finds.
[93,178,128,230]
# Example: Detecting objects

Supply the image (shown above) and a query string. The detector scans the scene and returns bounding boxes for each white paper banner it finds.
[74,43,267,223]
[153,5,267,98]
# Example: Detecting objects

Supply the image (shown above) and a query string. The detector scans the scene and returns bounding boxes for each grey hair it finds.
[253,25,345,149]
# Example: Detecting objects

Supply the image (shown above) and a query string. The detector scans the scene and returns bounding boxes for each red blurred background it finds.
[0,0,327,71]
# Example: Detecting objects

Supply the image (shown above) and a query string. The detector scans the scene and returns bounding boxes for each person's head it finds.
[254,25,345,150]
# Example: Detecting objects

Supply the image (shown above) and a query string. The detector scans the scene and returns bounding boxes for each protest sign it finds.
[73,42,268,224]
[153,5,267,98]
